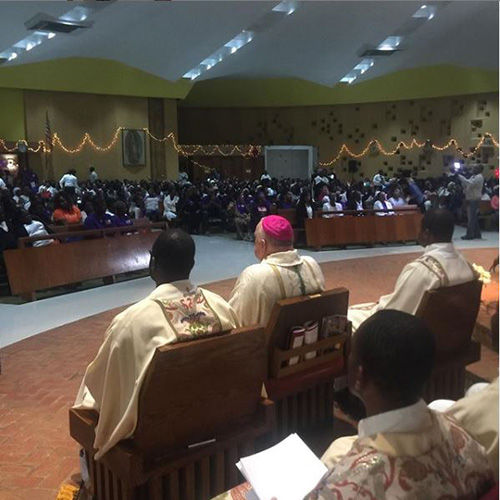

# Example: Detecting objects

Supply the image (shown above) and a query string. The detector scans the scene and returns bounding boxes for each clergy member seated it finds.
[348,209,476,331]
[229,215,325,327]
[73,229,239,459]
[311,310,493,499]
[429,378,499,480]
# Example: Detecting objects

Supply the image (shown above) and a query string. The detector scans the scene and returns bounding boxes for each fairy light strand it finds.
[1,129,497,168]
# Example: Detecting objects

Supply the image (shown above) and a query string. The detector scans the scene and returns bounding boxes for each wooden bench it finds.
[417,279,483,402]
[264,288,351,439]
[305,206,422,250]
[69,326,273,500]
[4,222,168,301]
[49,218,153,234]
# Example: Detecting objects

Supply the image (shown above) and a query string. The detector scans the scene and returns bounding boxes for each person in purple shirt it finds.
[112,201,132,227]
[84,199,119,230]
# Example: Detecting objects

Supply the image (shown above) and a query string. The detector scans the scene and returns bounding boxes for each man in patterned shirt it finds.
[348,209,476,331]
[74,229,239,459]
[311,310,493,499]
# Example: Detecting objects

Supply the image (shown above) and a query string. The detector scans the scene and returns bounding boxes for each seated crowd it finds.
[0,164,498,252]
[72,210,498,499]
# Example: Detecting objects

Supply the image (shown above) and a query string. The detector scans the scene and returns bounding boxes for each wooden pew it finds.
[305,206,422,250]
[264,288,351,439]
[417,279,483,402]
[69,326,274,500]
[4,222,168,301]
[48,218,152,234]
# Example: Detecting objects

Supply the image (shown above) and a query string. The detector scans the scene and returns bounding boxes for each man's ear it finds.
[353,365,365,394]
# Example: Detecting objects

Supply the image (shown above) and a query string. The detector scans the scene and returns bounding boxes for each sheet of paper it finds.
[236,433,327,500]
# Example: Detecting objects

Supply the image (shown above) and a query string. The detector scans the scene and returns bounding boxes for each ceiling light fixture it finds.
[340,59,375,85]
[183,30,254,80]
[184,2,300,81]
[272,1,299,15]
[413,4,437,20]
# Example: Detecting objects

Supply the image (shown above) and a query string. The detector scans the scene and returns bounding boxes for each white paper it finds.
[236,433,327,500]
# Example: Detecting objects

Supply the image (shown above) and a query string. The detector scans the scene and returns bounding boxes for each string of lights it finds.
[319,133,498,166]
[0,129,497,167]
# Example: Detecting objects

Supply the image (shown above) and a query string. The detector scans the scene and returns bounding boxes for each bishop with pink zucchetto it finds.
[229,215,325,327]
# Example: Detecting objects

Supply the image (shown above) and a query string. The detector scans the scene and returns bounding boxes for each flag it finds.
[44,110,53,153]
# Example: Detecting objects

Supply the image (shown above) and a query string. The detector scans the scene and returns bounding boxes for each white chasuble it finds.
[348,243,476,331]
[229,250,325,327]
[310,411,493,499]
[73,280,239,459]
[447,378,499,478]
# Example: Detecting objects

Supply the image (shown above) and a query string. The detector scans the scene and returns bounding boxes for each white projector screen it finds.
[264,146,316,179]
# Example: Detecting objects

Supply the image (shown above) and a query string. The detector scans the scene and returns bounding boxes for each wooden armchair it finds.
[416,279,483,402]
[69,326,273,500]
[264,288,351,438]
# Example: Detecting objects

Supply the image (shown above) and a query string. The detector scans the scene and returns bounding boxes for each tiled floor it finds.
[0,243,497,499]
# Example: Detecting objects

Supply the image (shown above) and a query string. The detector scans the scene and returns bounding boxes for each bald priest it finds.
[230,215,325,327]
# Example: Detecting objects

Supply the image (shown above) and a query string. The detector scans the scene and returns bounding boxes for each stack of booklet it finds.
[235,433,328,500]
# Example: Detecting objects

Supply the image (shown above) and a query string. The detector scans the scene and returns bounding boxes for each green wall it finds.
[0,57,192,99]
[181,65,499,107]
[0,88,25,141]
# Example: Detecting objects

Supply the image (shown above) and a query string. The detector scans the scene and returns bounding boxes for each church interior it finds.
[0,1,498,499]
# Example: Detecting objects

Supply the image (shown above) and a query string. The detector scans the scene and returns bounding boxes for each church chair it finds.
[264,288,351,439]
[69,326,273,500]
[416,279,483,402]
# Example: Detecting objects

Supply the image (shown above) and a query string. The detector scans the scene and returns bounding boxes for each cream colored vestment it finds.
[348,242,476,331]
[74,280,239,459]
[229,249,325,327]
[448,378,499,478]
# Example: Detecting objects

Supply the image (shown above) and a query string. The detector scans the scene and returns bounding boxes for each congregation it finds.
[0,163,498,254]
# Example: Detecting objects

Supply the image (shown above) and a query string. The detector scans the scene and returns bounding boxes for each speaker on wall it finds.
[348,160,358,173]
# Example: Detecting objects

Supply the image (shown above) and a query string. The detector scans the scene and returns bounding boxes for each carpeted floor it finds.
[0,248,497,500]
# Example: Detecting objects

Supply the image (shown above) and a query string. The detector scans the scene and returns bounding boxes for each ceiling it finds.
[0,1,497,88]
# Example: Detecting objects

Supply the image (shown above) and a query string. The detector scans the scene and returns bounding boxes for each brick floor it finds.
[0,248,497,499]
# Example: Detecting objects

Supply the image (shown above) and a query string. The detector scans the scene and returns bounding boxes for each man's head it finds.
[473,164,485,175]
[89,166,95,173]
[348,310,435,413]
[149,229,195,286]
[254,215,293,261]
[417,208,455,247]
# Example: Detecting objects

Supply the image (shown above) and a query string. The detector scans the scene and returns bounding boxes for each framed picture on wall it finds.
[122,129,146,166]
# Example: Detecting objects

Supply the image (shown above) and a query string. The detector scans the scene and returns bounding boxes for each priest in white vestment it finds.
[348,209,476,331]
[429,378,499,479]
[73,229,239,460]
[312,311,493,499]
[229,215,325,327]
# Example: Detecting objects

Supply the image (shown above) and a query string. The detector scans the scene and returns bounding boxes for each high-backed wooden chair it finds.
[416,279,483,402]
[264,288,351,438]
[69,326,273,500]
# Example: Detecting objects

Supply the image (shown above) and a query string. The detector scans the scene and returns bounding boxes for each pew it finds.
[305,206,422,250]
[69,326,274,500]
[264,288,351,439]
[48,217,152,234]
[4,222,168,301]
[417,279,483,402]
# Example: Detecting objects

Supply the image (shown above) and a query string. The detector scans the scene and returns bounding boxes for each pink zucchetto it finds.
[262,215,293,241]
